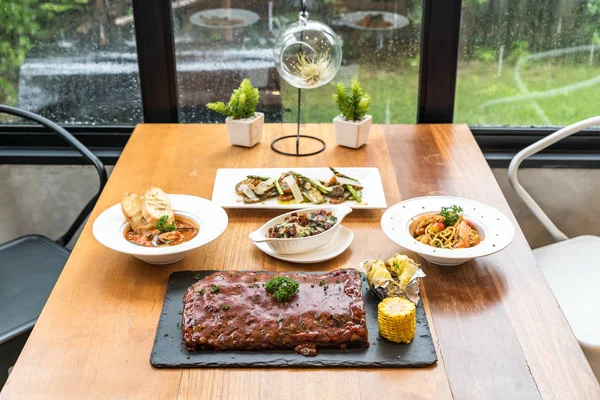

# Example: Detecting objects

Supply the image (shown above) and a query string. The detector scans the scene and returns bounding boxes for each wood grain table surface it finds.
[1,124,598,400]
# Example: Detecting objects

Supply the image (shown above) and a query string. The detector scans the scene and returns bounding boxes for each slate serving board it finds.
[151,270,437,368]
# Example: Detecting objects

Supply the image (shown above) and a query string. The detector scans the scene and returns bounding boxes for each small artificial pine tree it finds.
[333,79,371,122]
[207,79,260,120]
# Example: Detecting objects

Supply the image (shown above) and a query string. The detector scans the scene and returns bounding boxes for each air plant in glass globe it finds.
[273,11,342,90]
[293,50,332,86]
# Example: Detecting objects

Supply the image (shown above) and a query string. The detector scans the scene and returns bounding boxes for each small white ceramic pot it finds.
[225,112,264,148]
[333,114,372,149]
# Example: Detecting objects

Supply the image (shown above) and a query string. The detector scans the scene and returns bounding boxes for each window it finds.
[455,0,600,127]
[172,1,422,124]
[0,0,142,124]
[1,0,597,166]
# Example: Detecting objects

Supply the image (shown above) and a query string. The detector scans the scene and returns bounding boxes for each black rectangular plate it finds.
[151,270,437,368]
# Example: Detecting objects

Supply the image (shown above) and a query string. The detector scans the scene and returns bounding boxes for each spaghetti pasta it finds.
[409,205,481,249]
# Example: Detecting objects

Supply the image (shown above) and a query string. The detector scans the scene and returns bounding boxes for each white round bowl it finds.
[381,196,515,266]
[93,195,228,265]
[248,205,352,255]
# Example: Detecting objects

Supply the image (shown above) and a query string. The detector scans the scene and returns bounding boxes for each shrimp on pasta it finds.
[408,205,481,249]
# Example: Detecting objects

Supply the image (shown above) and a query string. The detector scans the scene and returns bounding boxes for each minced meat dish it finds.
[267,209,337,239]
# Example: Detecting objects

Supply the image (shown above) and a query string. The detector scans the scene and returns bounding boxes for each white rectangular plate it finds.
[212,167,387,209]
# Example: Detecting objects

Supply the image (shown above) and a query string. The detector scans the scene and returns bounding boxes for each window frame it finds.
[1,0,599,166]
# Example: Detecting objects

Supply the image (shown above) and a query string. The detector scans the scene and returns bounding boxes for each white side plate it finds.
[212,167,387,209]
[253,225,354,263]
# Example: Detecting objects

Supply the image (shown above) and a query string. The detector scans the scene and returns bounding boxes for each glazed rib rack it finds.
[182,269,369,356]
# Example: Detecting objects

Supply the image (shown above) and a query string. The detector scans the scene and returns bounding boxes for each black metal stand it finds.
[271,88,326,157]
[271,133,326,157]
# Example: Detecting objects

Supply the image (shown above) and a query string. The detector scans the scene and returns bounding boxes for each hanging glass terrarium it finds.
[273,12,342,89]
[270,6,342,157]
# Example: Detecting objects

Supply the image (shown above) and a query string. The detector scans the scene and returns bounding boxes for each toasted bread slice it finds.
[128,214,154,234]
[142,187,174,226]
[121,192,154,233]
[121,192,143,219]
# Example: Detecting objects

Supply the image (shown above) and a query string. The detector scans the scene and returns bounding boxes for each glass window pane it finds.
[455,0,600,127]
[0,0,142,124]
[173,1,422,124]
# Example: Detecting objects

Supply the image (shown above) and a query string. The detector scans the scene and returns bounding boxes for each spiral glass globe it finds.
[273,17,342,89]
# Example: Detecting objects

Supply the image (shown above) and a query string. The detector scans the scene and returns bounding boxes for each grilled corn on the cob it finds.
[377,297,416,344]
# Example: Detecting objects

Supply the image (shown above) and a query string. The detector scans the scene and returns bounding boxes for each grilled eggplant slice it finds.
[263,188,278,199]
[301,183,325,204]
[242,186,278,204]
[254,180,275,196]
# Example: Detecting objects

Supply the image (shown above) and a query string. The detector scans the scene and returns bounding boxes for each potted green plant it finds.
[332,79,372,149]
[207,79,264,148]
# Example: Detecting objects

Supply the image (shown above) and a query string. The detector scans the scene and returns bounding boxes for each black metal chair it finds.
[0,105,107,386]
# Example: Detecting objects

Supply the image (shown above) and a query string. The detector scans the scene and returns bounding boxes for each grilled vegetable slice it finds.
[330,190,351,204]
[301,183,325,204]
[325,176,338,187]
[263,187,279,199]
[238,183,260,203]
[235,178,258,195]
[278,172,294,193]
[246,175,269,181]
[329,167,361,183]
[345,185,362,202]
[278,193,294,202]
[274,179,284,195]
[254,180,275,196]
[292,172,330,195]
[378,297,416,344]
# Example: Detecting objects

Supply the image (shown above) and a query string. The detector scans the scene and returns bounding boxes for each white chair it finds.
[508,116,600,380]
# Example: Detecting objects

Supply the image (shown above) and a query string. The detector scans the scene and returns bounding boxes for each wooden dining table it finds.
[1,124,599,399]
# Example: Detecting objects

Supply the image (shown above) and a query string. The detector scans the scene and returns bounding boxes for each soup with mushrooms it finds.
[124,216,198,248]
